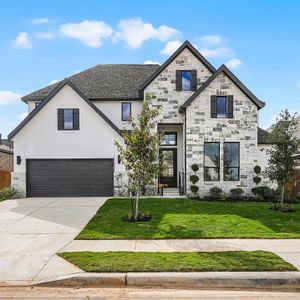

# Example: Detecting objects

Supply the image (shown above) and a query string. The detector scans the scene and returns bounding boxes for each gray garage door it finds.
[27,159,114,197]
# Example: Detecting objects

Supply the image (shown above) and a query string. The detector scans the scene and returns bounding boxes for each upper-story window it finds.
[57,108,80,130]
[176,70,197,91]
[211,95,233,118]
[161,132,177,146]
[122,102,131,121]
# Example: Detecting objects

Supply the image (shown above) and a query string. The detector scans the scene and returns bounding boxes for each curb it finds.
[37,271,300,291]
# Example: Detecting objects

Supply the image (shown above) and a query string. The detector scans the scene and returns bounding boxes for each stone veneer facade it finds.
[186,72,259,195]
[145,47,272,195]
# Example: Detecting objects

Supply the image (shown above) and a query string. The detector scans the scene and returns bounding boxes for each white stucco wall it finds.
[94,100,142,129]
[12,84,124,196]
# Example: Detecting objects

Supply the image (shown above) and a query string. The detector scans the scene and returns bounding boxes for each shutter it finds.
[191,70,197,91]
[73,109,80,130]
[57,109,64,130]
[211,96,217,118]
[227,95,233,118]
[176,70,182,91]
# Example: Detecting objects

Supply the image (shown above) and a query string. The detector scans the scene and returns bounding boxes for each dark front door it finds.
[26,159,114,197]
[160,148,177,187]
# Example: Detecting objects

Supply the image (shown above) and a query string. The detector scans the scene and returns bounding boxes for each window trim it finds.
[160,132,177,146]
[223,142,240,181]
[58,108,79,131]
[203,142,220,182]
[121,102,131,122]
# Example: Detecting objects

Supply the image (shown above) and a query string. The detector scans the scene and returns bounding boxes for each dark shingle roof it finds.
[22,64,160,102]
[258,127,271,144]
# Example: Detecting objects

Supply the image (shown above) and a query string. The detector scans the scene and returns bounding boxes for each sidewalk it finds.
[61,239,300,270]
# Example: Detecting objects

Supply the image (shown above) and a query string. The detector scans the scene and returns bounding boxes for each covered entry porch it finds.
[158,124,185,195]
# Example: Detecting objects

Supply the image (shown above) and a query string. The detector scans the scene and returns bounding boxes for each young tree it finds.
[265,109,300,207]
[115,93,162,220]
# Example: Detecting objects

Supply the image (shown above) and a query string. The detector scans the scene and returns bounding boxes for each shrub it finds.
[190,164,199,196]
[123,211,152,222]
[191,164,199,172]
[251,186,273,200]
[230,188,244,197]
[190,185,199,194]
[0,187,16,201]
[190,175,199,185]
[254,165,261,174]
[209,187,223,198]
[253,176,262,185]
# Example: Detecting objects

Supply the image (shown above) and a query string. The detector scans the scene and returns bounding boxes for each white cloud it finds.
[75,70,81,74]
[114,18,179,49]
[0,91,22,105]
[199,47,232,58]
[226,58,242,69]
[297,83,300,88]
[198,34,224,45]
[160,40,182,55]
[144,60,160,65]
[49,79,59,85]
[19,112,28,120]
[59,20,113,48]
[14,32,32,49]
[32,18,50,25]
[35,32,54,39]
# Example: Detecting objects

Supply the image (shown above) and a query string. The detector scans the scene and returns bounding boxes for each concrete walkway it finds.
[0,197,107,286]
[61,239,300,270]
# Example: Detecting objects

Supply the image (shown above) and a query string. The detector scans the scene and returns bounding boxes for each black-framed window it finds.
[57,108,79,130]
[176,70,197,91]
[161,132,177,146]
[204,142,220,181]
[224,142,240,181]
[122,102,131,121]
[211,95,233,118]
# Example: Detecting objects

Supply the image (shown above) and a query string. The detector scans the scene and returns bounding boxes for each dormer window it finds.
[176,70,197,91]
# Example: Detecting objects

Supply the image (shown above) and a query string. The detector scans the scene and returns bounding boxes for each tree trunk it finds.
[281,185,285,206]
[135,189,139,221]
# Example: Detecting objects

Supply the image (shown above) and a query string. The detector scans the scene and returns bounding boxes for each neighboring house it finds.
[8,41,274,197]
[0,134,13,172]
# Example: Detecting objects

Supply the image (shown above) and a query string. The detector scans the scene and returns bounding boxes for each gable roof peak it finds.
[180,64,266,111]
[139,40,216,91]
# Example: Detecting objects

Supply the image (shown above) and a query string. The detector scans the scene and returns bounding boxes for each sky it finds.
[0,0,300,138]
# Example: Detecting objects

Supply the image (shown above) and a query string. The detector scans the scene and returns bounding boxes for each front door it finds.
[159,148,177,187]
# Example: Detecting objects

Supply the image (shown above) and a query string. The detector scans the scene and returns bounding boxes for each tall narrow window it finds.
[181,71,191,91]
[204,142,220,181]
[64,109,74,130]
[122,102,131,121]
[224,142,240,181]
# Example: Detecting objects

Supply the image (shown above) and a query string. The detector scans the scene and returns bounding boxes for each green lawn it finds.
[77,198,300,239]
[59,251,296,272]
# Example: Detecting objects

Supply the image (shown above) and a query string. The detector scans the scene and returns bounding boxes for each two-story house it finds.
[8,41,272,197]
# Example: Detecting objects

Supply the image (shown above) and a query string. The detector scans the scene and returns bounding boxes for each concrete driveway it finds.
[0,197,107,286]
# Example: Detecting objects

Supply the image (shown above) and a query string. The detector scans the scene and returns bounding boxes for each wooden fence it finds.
[0,170,11,188]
